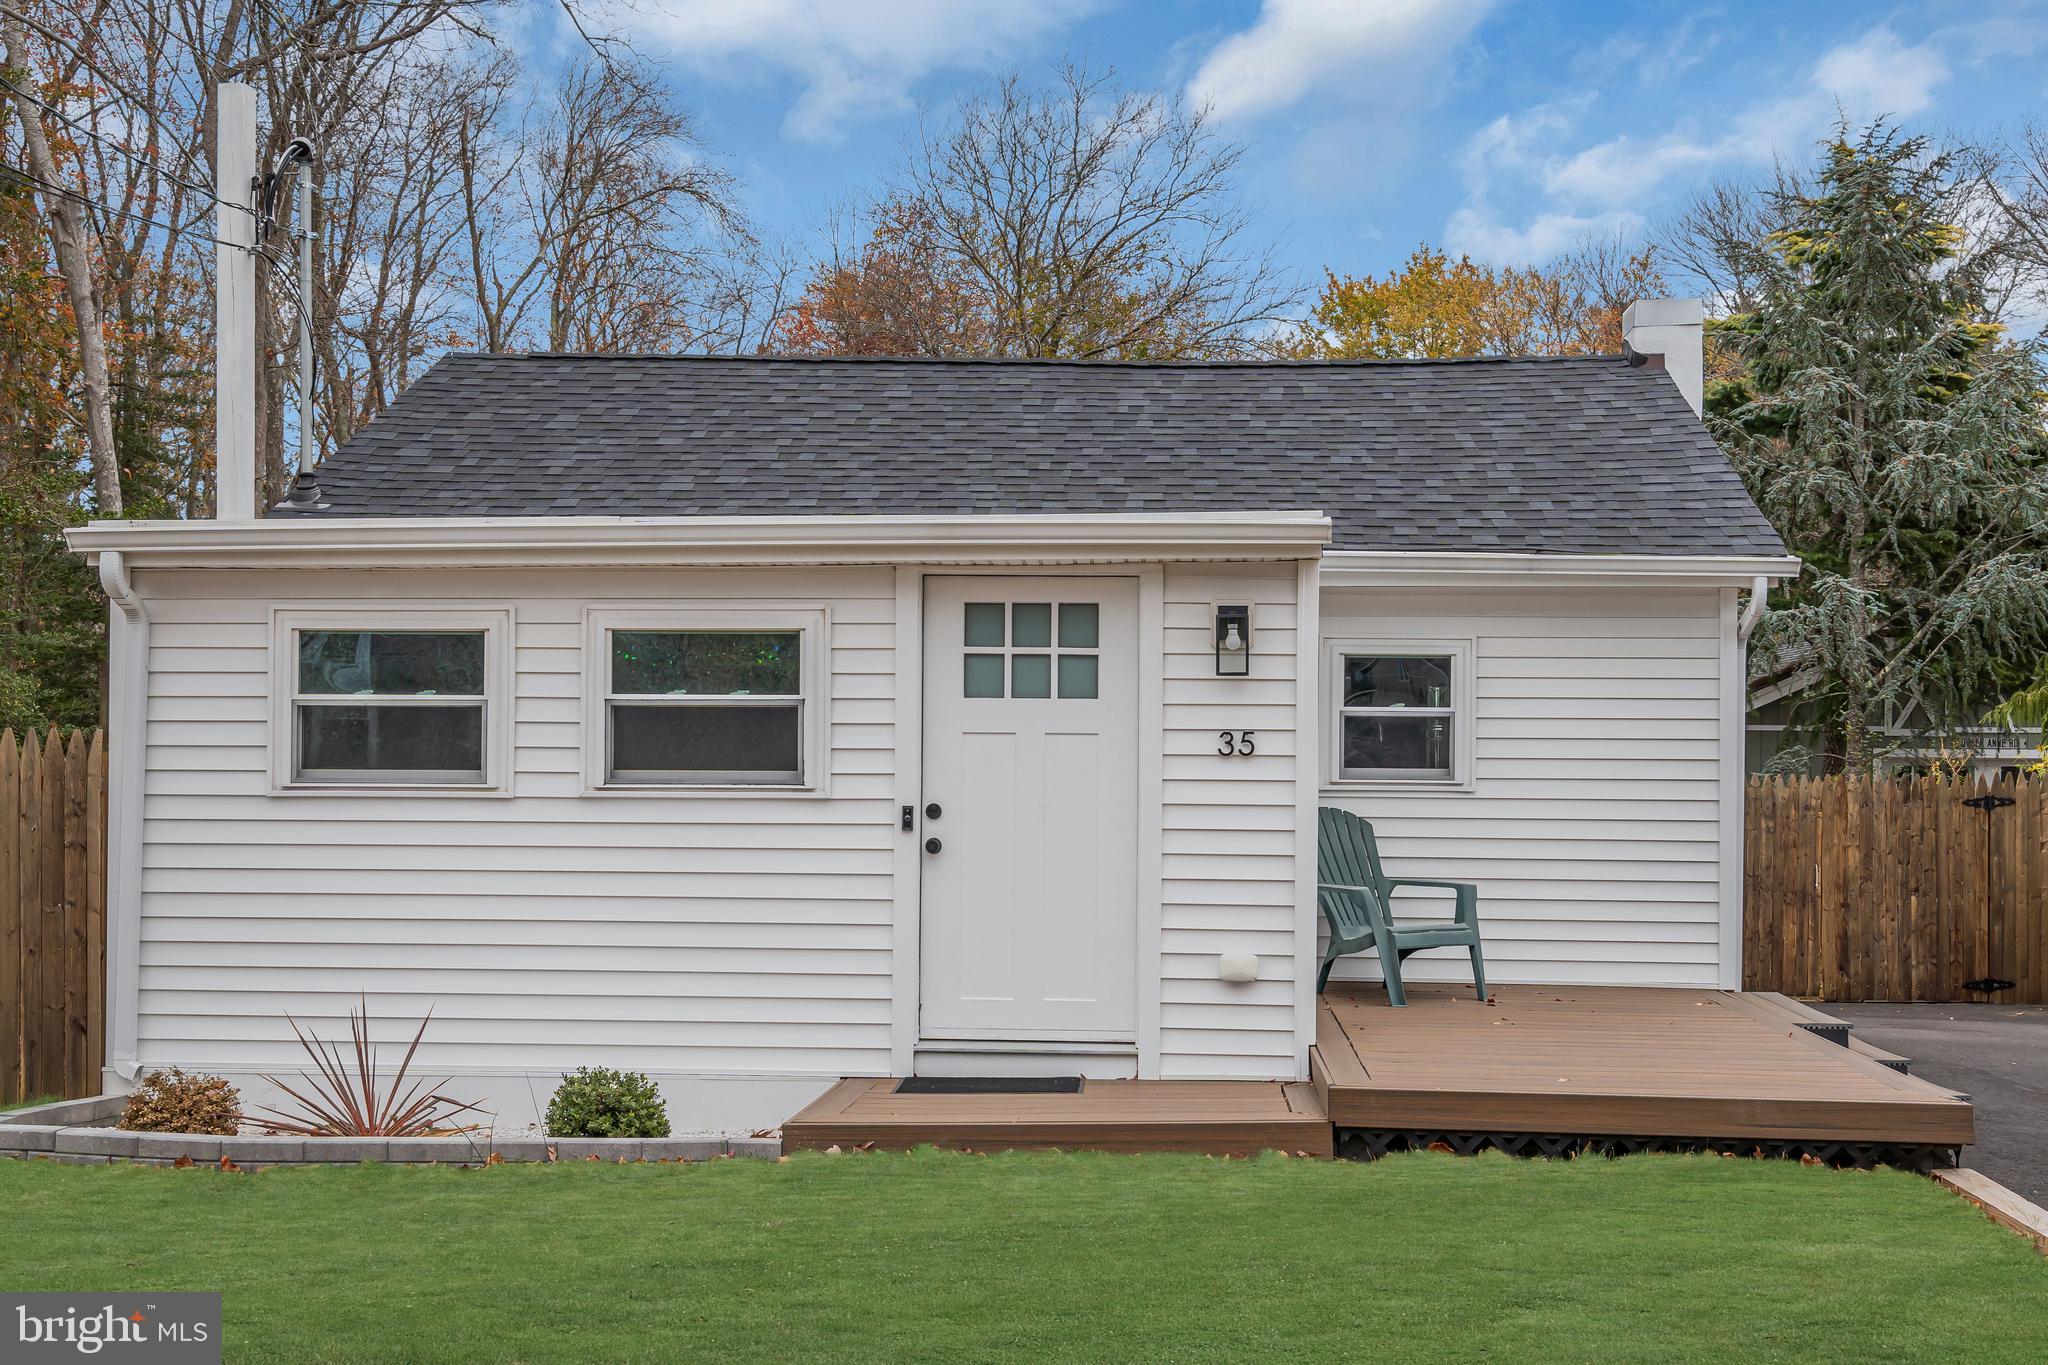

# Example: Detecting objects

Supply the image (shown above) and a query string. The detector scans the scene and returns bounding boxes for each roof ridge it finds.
[438,350,1628,370]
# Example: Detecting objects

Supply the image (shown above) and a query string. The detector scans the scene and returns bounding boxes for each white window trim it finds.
[269,605,514,796]
[1322,636,1476,793]
[582,604,829,796]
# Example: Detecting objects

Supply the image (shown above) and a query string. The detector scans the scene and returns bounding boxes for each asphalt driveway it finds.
[1823,1003,2048,1204]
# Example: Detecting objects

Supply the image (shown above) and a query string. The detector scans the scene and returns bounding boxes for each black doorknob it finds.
[924,837,942,855]
[925,802,942,820]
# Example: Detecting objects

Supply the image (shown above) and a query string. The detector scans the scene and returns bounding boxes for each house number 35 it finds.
[1217,730,1256,756]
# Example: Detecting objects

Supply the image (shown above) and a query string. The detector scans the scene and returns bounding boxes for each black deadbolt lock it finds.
[925,802,943,821]
[924,837,942,855]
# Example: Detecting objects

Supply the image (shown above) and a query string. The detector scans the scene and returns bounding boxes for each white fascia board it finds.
[1318,549,1802,589]
[64,510,1333,570]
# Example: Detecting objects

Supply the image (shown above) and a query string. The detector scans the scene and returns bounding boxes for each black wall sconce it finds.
[1215,604,1251,676]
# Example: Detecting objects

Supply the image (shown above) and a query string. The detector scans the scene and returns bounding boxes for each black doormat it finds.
[895,1076,1082,1094]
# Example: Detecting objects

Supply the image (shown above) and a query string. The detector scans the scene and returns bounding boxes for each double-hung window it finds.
[274,609,510,790]
[587,608,824,789]
[1327,639,1472,787]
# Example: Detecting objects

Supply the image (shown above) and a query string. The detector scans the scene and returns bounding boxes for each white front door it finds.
[919,576,1139,1042]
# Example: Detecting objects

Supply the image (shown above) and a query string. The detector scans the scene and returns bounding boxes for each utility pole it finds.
[215,82,258,519]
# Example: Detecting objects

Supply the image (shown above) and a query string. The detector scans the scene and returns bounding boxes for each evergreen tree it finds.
[1714,124,2048,771]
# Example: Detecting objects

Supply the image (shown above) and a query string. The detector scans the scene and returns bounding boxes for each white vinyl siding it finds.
[1158,565,1302,1079]
[135,567,896,1080]
[1318,586,1729,988]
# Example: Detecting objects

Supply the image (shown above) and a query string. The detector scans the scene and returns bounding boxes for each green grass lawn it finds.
[3,1150,2043,1363]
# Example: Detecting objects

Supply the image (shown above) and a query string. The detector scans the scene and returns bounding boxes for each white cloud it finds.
[1812,26,1948,118]
[1541,27,1949,208]
[1185,0,1493,123]
[608,0,1096,144]
[1444,24,1954,262]
[1443,205,1642,264]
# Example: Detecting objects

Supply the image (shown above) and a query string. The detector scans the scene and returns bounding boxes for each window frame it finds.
[269,606,513,795]
[582,605,828,795]
[1322,637,1475,792]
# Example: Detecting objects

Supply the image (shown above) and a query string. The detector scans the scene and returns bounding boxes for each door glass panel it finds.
[1011,603,1051,648]
[1011,653,1051,698]
[964,603,1005,647]
[1057,603,1099,648]
[1057,654,1098,699]
[964,653,1005,698]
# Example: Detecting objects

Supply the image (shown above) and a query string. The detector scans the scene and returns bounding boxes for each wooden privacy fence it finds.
[2,729,107,1103]
[1745,774,2047,1005]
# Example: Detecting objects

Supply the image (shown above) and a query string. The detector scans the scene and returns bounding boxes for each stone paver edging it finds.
[1,1097,780,1167]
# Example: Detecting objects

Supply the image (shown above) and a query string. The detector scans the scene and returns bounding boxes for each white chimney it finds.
[1621,297,1704,418]
[215,82,258,519]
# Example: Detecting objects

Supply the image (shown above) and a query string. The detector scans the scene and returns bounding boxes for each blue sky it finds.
[543,0,2048,292]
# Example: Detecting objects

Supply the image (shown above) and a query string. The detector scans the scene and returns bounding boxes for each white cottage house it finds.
[66,300,1800,1132]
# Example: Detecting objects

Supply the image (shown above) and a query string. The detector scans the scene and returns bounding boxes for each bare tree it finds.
[890,63,1298,359]
[450,55,746,356]
[4,7,122,514]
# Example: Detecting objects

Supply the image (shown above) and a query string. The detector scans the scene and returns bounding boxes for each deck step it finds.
[783,1077,1334,1158]
[1845,1034,1912,1075]
[1753,992,1853,1046]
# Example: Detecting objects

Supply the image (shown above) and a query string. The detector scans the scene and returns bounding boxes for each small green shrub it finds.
[545,1067,671,1138]
[118,1069,242,1135]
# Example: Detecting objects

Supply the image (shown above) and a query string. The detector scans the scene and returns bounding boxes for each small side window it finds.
[290,630,489,784]
[1328,643,1470,786]
[605,630,805,785]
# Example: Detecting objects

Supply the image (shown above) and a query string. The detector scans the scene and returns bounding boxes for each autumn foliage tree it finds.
[775,198,993,356]
[1299,238,1665,359]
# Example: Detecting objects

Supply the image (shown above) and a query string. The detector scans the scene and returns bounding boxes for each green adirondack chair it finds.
[1317,807,1486,1005]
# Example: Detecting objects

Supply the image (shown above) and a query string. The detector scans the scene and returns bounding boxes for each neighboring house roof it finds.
[274,352,1787,557]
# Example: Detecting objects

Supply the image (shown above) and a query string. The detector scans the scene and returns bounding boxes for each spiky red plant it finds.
[253,995,483,1137]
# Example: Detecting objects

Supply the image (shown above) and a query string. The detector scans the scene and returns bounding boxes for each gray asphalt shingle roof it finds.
[274,352,1786,556]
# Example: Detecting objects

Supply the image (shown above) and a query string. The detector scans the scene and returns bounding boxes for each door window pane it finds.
[298,632,484,696]
[297,703,483,778]
[1343,656,1451,709]
[609,703,801,782]
[612,631,799,696]
[1057,654,1098,699]
[1011,603,1051,648]
[1341,714,1453,777]
[964,603,1006,647]
[964,653,1005,698]
[1011,653,1051,698]
[1058,603,1099,648]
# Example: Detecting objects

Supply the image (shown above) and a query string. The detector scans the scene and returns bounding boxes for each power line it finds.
[0,71,233,216]
[2,164,300,278]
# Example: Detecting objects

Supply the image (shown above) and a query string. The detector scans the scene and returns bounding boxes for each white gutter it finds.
[1320,549,1803,590]
[65,510,1335,570]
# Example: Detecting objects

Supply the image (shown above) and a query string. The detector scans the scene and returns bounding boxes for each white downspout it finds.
[96,551,148,1085]
[1737,574,1768,643]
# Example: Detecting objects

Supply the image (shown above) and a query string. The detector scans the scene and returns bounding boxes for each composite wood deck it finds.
[1313,984,1975,1147]
[782,1078,1334,1157]
[781,985,1972,1157]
